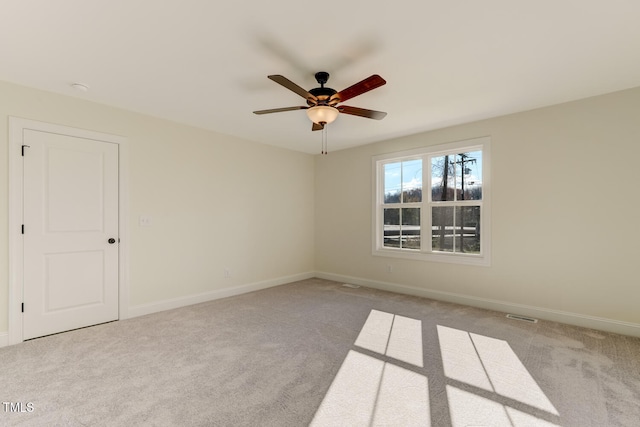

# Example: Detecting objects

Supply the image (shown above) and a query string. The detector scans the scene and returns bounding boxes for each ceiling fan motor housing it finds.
[306,71,340,106]
[308,87,339,106]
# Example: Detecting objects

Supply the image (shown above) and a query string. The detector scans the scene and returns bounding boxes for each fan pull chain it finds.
[321,126,328,155]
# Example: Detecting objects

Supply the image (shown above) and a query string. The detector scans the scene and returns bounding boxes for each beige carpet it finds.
[1,278,639,426]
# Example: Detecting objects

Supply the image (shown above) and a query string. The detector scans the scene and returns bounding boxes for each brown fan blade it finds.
[312,122,324,131]
[268,75,317,102]
[335,74,386,103]
[253,106,308,115]
[338,105,387,120]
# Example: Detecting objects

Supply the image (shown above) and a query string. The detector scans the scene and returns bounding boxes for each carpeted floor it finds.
[1,278,639,426]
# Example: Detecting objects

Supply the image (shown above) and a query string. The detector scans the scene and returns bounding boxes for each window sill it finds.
[373,247,491,267]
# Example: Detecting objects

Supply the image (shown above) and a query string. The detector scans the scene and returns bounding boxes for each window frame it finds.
[372,137,491,266]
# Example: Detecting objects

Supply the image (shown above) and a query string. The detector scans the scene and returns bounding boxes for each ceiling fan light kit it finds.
[254,71,387,132]
[306,105,339,125]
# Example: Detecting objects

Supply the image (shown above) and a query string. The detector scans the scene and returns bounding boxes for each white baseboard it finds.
[0,332,8,348]
[128,272,315,319]
[315,271,640,338]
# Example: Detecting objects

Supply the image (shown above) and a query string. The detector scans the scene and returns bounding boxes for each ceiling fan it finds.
[253,72,387,131]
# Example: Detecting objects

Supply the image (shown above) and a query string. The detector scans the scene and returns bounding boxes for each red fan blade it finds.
[338,105,387,120]
[335,74,386,103]
[253,106,308,115]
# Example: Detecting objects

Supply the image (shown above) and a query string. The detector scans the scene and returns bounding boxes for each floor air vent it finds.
[506,313,538,323]
[342,283,361,289]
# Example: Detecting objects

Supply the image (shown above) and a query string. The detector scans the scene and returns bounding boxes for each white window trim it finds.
[372,137,491,266]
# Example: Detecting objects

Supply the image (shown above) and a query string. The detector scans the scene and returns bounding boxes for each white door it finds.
[22,129,119,340]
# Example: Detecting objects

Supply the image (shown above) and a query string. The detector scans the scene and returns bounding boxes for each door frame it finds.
[8,117,130,345]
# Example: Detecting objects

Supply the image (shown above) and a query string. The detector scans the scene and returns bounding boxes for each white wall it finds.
[315,87,640,334]
[0,80,315,334]
[2,79,639,340]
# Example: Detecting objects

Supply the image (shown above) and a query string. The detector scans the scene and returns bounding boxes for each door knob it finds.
[108,238,116,244]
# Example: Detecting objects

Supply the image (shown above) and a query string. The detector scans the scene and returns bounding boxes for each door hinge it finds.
[21,145,30,156]
[21,224,24,234]
[21,303,24,313]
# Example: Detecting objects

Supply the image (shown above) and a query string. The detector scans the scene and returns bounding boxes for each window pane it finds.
[431,156,455,201]
[375,138,489,264]
[402,208,421,249]
[432,206,454,252]
[383,208,400,248]
[455,206,481,254]
[384,163,401,203]
[402,159,422,203]
[456,151,482,201]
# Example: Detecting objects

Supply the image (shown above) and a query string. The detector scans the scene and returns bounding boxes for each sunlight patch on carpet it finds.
[355,309,423,367]
[310,350,430,426]
[312,309,429,426]
[438,325,558,416]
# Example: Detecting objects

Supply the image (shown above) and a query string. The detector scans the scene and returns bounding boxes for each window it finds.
[373,137,491,266]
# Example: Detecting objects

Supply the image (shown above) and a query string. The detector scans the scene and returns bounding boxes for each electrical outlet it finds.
[224,268,231,278]
[387,264,393,273]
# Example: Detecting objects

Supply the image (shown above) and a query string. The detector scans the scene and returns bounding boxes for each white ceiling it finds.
[2,1,640,154]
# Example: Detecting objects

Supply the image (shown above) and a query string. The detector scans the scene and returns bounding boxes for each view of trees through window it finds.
[383,160,422,250]
[383,151,482,254]
[430,151,482,254]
